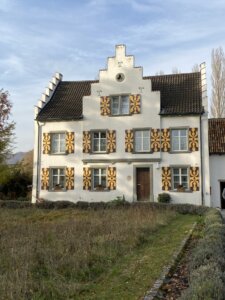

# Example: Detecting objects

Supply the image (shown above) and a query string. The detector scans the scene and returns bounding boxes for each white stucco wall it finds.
[33,45,205,206]
[160,116,202,205]
[210,155,225,208]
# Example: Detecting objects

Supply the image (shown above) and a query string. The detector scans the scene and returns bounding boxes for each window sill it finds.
[170,189,192,193]
[169,150,191,154]
[50,153,68,156]
[49,189,67,192]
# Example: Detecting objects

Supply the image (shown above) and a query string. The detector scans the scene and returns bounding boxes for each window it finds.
[172,167,189,190]
[92,131,107,152]
[51,133,66,154]
[111,95,129,115]
[171,129,188,151]
[134,130,150,152]
[50,168,65,191]
[92,168,107,190]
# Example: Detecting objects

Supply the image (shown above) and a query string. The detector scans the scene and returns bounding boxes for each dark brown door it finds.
[136,168,150,201]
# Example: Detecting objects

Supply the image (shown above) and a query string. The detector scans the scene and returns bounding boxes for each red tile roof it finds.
[209,118,225,154]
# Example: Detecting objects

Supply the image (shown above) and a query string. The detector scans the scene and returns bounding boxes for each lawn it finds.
[0,206,198,300]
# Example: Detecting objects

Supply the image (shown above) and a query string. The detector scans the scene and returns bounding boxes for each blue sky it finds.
[1,0,225,152]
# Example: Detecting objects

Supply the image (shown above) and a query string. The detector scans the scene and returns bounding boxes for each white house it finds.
[32,45,213,207]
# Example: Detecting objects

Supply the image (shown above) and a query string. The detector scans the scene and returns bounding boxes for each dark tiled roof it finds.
[37,72,203,122]
[144,73,203,115]
[208,118,225,154]
[37,80,97,121]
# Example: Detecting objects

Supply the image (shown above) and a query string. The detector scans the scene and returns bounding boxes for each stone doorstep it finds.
[143,222,197,300]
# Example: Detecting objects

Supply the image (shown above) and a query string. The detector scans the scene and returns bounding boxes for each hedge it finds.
[180,209,225,300]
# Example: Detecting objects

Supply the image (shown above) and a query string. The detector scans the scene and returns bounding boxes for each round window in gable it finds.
[116,73,125,82]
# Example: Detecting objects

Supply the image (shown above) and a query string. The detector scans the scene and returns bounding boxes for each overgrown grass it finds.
[0,206,197,299]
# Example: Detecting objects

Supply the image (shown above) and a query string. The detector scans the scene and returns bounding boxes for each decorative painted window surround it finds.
[162,166,199,192]
[100,94,141,116]
[83,167,116,191]
[83,130,116,154]
[41,167,74,191]
[42,131,75,155]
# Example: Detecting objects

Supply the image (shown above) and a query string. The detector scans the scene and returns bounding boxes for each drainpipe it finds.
[200,115,204,205]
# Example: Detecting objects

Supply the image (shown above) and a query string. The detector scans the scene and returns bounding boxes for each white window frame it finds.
[171,128,188,152]
[50,167,66,191]
[92,168,107,190]
[172,167,189,191]
[111,95,130,115]
[51,132,66,154]
[92,131,107,153]
[134,129,150,152]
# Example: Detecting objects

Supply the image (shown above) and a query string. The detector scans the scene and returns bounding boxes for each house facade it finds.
[32,45,212,206]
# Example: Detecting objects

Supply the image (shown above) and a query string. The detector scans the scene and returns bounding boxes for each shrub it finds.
[158,193,171,203]
[181,263,225,300]
[36,200,56,209]
[180,209,225,299]
[0,200,32,209]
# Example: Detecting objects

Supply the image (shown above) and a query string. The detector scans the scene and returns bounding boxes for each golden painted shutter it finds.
[162,167,171,191]
[41,168,50,190]
[43,133,51,154]
[100,96,111,116]
[66,132,75,154]
[151,129,160,152]
[83,131,91,153]
[189,128,199,151]
[161,129,170,152]
[107,167,116,190]
[83,167,91,190]
[107,130,116,153]
[125,130,134,152]
[189,167,200,191]
[129,94,141,114]
[66,167,74,190]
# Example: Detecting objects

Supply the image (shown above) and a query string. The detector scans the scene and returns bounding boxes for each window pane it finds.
[180,129,187,137]
[172,137,179,151]
[172,130,179,137]
[135,131,142,138]
[181,168,188,175]
[180,137,187,150]
[100,132,106,138]
[121,96,129,114]
[100,139,106,151]
[143,137,150,151]
[112,97,119,115]
[173,168,179,175]
[93,139,99,151]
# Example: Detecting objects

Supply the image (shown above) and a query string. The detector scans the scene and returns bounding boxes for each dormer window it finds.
[111,95,129,115]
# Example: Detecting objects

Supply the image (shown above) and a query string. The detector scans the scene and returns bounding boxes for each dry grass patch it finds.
[0,206,194,299]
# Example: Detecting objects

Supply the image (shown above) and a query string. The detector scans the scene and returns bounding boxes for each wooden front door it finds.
[136,168,150,201]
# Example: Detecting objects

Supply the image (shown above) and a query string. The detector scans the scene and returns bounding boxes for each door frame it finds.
[219,180,225,209]
[133,165,153,202]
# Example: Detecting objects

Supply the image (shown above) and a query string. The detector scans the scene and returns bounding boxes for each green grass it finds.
[0,207,198,300]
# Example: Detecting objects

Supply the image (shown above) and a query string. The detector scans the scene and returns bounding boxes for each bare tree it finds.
[0,89,15,164]
[172,67,181,74]
[192,64,199,72]
[210,47,225,118]
[155,70,165,75]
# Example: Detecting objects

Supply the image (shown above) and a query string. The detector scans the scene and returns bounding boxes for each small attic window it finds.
[116,73,125,82]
